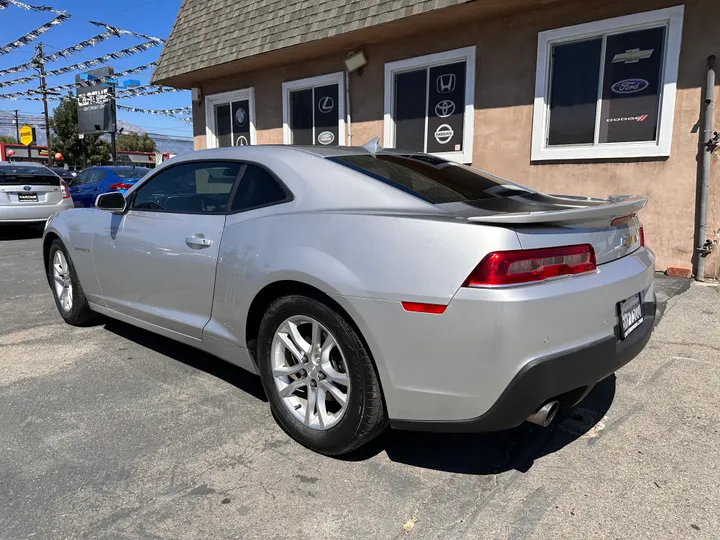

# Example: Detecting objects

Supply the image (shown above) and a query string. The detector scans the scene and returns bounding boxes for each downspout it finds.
[693,55,716,281]
[345,68,352,146]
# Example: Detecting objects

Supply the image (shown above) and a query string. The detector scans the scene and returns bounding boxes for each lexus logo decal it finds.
[317,96,334,114]
[435,100,456,118]
[436,73,456,94]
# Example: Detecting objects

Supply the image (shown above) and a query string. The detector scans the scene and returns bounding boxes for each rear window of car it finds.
[111,168,150,179]
[329,154,528,204]
[0,164,59,185]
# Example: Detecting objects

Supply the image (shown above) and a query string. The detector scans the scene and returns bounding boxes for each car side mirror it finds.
[96,192,127,214]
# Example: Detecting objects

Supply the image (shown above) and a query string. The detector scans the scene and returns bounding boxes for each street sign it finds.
[19,124,35,146]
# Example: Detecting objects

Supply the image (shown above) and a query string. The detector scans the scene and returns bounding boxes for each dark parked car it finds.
[68,166,150,207]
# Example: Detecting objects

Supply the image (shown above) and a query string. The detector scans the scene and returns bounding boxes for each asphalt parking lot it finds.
[1,224,718,539]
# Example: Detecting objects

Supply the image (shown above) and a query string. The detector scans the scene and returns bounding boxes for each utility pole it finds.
[13,109,20,143]
[33,42,53,167]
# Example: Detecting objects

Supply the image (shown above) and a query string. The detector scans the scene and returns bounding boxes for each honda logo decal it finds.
[434,100,456,118]
[436,73,456,94]
[317,96,334,114]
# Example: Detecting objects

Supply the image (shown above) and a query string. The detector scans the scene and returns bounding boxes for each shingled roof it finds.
[152,0,474,84]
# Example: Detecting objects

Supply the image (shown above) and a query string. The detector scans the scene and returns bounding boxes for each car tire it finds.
[257,294,387,455]
[47,239,97,326]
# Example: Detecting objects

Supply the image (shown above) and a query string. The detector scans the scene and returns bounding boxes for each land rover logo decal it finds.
[317,131,335,145]
[317,97,334,114]
[435,100,455,118]
[23,185,32,191]
[611,78,649,94]
[434,124,454,144]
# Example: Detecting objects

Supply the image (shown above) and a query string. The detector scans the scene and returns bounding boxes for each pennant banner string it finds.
[0,13,70,56]
[0,0,64,15]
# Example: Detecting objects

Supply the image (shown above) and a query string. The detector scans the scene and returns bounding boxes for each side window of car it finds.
[94,170,107,183]
[230,164,289,212]
[73,171,90,185]
[131,161,241,214]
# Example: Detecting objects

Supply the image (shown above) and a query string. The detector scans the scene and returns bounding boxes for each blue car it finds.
[68,166,151,208]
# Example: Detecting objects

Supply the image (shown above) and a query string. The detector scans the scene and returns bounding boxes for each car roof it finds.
[166,144,418,163]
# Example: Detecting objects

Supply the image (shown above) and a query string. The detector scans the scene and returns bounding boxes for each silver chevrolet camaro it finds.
[43,144,655,455]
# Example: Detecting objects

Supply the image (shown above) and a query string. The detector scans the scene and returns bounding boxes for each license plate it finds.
[18,192,38,202]
[618,293,643,338]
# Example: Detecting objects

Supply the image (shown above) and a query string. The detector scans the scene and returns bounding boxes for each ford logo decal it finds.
[611,78,649,94]
[23,185,32,191]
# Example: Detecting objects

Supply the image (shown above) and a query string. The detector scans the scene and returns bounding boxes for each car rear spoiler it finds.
[465,195,648,225]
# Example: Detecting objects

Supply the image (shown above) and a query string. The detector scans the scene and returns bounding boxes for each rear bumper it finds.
[0,199,73,222]
[391,296,656,432]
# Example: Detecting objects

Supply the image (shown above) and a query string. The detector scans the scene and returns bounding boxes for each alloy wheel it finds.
[52,250,73,312]
[271,315,350,430]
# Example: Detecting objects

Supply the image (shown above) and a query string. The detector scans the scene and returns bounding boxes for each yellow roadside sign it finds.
[19,124,35,146]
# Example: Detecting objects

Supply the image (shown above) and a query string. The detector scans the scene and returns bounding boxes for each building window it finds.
[205,88,256,148]
[282,72,345,146]
[531,6,684,161]
[383,47,476,164]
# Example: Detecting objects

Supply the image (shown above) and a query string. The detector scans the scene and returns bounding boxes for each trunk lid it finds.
[440,193,646,265]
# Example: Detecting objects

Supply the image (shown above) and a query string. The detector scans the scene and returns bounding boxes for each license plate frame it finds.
[618,293,644,339]
[18,192,38,202]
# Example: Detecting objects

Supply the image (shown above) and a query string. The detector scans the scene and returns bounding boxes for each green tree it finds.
[50,94,110,167]
[0,135,16,143]
[116,131,157,152]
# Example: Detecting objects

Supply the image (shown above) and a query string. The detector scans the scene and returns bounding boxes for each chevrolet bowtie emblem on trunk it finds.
[612,48,654,63]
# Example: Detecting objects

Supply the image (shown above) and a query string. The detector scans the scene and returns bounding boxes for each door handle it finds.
[185,234,213,248]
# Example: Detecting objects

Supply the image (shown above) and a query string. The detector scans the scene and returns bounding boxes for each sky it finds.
[0,0,191,139]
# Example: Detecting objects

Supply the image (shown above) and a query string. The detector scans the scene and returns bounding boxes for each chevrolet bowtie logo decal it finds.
[612,48,654,64]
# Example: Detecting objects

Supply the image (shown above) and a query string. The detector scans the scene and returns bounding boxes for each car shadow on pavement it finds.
[0,224,45,240]
[102,320,268,403]
[345,376,616,475]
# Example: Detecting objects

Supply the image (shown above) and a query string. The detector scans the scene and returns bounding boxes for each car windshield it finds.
[329,154,531,204]
[110,168,150,179]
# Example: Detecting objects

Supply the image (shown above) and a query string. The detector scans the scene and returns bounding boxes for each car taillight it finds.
[639,224,645,247]
[464,244,597,287]
[60,180,70,199]
[109,182,133,191]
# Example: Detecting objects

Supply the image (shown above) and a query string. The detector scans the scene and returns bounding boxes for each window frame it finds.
[204,87,257,149]
[383,46,476,165]
[531,6,684,161]
[128,160,244,216]
[281,72,346,146]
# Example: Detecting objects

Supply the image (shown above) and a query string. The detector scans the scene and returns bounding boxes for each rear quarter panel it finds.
[206,208,521,362]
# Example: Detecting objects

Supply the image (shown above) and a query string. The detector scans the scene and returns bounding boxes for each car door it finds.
[68,170,91,206]
[92,160,242,338]
[79,169,106,207]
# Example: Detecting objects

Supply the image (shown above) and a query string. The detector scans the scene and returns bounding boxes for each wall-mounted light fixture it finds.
[344,50,367,75]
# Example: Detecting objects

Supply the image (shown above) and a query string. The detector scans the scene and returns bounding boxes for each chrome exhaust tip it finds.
[526,401,560,427]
